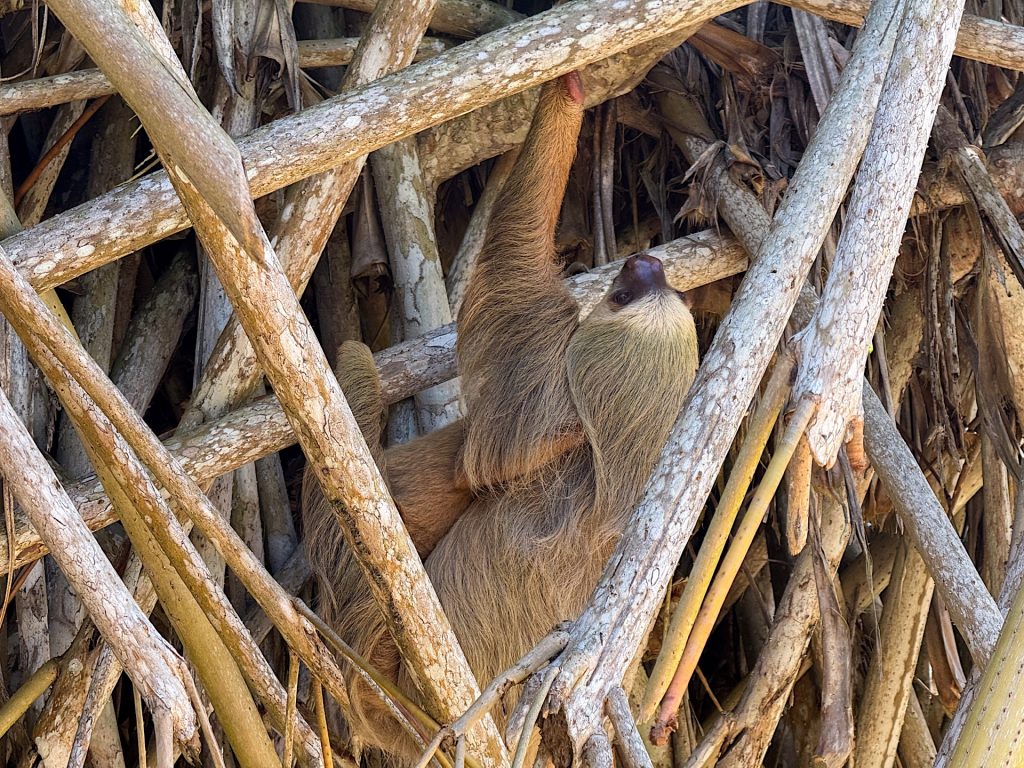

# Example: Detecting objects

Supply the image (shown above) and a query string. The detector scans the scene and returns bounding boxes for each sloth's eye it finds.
[611,290,632,306]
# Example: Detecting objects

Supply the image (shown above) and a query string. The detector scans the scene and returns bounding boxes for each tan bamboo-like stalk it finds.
[285,651,300,768]
[785,436,813,555]
[310,679,334,768]
[650,398,815,744]
[852,541,935,768]
[0,383,198,757]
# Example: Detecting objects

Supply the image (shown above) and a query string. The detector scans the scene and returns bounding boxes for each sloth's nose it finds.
[620,254,667,294]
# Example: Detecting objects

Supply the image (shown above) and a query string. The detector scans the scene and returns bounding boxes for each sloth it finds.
[302,71,699,761]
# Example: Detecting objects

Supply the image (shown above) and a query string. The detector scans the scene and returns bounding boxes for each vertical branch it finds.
[371,137,461,432]
[812,538,853,768]
[851,541,934,768]
[792,0,967,466]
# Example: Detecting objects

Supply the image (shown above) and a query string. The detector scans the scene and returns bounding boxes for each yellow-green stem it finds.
[946,563,1024,765]
[0,659,57,737]
[311,679,334,768]
[652,396,816,738]
[640,352,794,721]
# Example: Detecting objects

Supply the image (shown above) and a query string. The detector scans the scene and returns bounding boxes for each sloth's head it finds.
[567,253,700,510]
[584,254,695,333]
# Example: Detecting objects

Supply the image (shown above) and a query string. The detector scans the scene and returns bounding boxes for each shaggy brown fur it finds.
[301,73,699,762]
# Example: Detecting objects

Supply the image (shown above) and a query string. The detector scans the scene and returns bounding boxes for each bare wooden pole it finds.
[0,383,198,757]
[9,0,1024,302]
[371,137,461,433]
[417,8,1024,187]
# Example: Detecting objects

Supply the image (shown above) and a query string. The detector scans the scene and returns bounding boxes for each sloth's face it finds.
[607,254,668,308]
[580,254,694,337]
[606,255,691,312]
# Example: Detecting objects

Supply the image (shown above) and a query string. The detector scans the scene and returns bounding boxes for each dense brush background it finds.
[2,0,1024,765]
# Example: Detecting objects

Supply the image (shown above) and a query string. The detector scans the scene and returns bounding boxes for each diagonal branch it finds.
[0,370,198,757]
[791,0,967,467]
[10,1,1024,304]
[0,39,446,116]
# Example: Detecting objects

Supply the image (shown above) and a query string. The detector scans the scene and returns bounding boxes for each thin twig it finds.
[285,650,300,768]
[12,95,110,207]
[511,665,559,768]
[415,629,569,768]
